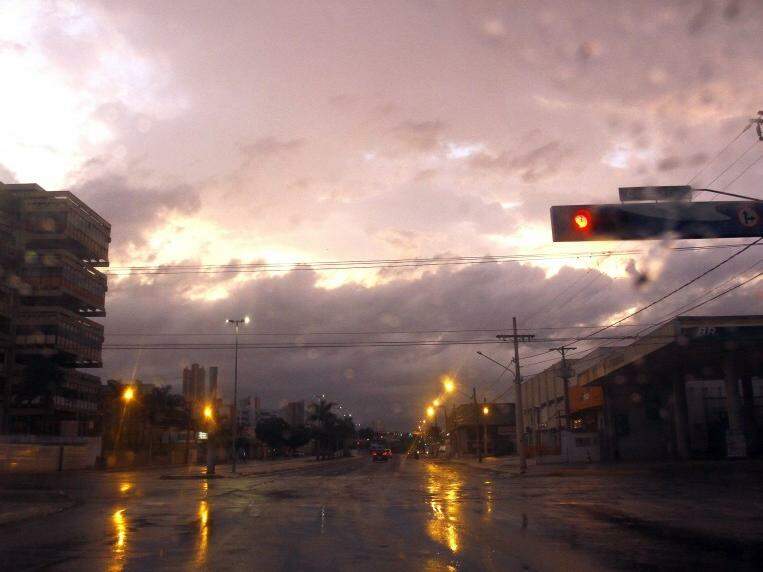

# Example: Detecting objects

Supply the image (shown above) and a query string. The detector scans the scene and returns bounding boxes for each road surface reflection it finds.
[196,479,210,566]
[425,463,462,554]
[110,508,127,571]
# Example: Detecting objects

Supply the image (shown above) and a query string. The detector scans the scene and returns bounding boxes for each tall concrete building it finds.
[0,182,110,435]
[208,366,218,398]
[280,400,306,427]
[182,363,207,402]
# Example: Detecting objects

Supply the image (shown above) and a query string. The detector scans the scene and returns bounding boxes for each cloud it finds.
[240,137,305,157]
[391,120,447,152]
[469,141,573,183]
[0,163,17,183]
[72,175,201,252]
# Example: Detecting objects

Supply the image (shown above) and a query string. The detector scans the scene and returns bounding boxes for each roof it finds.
[576,315,763,387]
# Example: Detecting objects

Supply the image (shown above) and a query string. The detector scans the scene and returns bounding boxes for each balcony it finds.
[21,191,111,266]
[21,251,107,316]
[15,309,104,367]
[51,370,102,413]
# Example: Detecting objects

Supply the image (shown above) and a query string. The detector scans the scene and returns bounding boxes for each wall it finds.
[0,436,101,472]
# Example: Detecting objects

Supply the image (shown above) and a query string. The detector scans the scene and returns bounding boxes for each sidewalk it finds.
[161,453,358,480]
[0,490,75,526]
[442,454,763,478]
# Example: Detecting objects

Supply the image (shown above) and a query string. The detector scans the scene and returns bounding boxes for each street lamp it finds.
[122,386,135,403]
[426,406,436,419]
[442,376,455,394]
[113,386,135,467]
[203,402,215,475]
[483,406,489,415]
[226,316,250,474]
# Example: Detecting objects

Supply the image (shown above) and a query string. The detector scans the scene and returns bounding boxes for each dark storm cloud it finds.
[73,175,201,250]
[101,242,762,428]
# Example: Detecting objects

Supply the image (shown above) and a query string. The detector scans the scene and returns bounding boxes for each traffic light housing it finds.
[550,201,762,242]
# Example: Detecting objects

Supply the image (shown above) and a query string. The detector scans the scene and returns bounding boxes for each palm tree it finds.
[308,398,336,426]
[308,399,338,459]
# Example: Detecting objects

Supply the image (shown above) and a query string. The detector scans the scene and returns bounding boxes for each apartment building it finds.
[0,182,110,435]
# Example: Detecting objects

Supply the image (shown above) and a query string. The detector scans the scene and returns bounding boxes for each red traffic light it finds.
[573,209,592,231]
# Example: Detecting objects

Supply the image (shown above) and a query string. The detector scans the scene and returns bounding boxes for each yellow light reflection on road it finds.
[110,508,128,571]
[425,463,462,554]
[119,482,132,494]
[196,500,209,565]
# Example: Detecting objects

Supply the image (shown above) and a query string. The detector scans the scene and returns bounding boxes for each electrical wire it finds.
[103,242,763,276]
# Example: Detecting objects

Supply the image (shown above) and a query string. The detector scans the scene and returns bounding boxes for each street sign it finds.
[550,201,762,242]
[618,185,692,202]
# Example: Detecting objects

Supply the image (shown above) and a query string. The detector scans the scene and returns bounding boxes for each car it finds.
[371,448,392,462]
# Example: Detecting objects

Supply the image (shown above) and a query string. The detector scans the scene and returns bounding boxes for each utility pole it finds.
[482,397,489,457]
[497,317,535,474]
[226,317,249,474]
[472,387,482,463]
[551,346,576,430]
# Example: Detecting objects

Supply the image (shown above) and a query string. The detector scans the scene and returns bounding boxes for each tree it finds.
[255,416,288,453]
[308,399,339,458]
[307,398,336,426]
[358,426,375,441]
[283,424,312,455]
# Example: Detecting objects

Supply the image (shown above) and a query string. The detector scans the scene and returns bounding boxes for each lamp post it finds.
[226,316,249,474]
[203,403,215,475]
[114,386,134,467]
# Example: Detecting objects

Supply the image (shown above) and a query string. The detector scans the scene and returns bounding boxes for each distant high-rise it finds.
[281,401,306,427]
[182,363,207,402]
[208,366,218,398]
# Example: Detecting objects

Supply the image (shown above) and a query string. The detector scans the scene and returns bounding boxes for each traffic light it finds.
[550,201,762,242]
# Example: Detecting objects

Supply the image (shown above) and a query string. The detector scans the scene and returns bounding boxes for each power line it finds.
[689,122,752,187]
[568,238,762,345]
[103,242,763,276]
[104,322,661,337]
[103,335,655,351]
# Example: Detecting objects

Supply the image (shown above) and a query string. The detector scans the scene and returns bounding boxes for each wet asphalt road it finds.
[1,456,762,571]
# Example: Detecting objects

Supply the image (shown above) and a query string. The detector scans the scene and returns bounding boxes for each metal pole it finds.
[512,317,527,474]
[552,346,576,430]
[473,387,482,463]
[231,322,239,474]
[483,397,489,457]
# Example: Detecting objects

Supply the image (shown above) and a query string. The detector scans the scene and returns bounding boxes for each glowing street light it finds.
[203,404,214,421]
[122,387,135,403]
[483,406,490,415]
[426,406,436,418]
[442,376,455,394]
[433,398,441,407]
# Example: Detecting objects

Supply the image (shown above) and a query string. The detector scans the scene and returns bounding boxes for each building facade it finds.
[0,182,110,436]
[182,363,207,403]
[445,402,516,456]
[519,315,763,462]
[280,400,305,427]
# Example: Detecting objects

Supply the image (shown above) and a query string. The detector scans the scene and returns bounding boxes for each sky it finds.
[2,0,762,429]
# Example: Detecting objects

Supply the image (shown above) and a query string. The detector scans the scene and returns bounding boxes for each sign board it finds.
[618,185,692,202]
[550,201,763,242]
[568,386,604,412]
